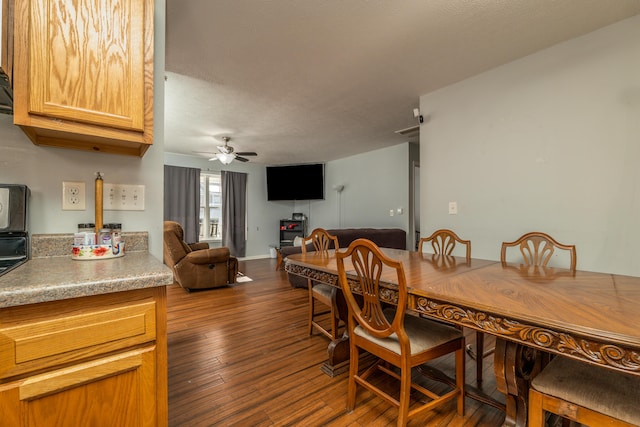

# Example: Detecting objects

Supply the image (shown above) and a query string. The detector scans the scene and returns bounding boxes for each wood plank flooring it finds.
[167,258,507,426]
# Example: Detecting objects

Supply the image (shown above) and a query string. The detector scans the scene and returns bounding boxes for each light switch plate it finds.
[104,184,145,211]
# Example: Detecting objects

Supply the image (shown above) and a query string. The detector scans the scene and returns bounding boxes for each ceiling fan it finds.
[200,136,257,164]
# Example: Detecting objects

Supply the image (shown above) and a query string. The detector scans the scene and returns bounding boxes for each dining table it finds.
[285,248,640,427]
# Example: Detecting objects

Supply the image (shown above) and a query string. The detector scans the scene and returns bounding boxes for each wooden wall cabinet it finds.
[1,0,14,83]
[0,287,167,426]
[12,0,154,156]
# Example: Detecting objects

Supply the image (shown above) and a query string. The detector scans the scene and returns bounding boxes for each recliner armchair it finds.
[163,221,238,290]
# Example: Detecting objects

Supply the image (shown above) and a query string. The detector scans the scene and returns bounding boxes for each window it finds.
[200,172,222,241]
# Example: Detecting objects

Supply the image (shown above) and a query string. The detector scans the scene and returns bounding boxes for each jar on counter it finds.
[98,228,112,246]
[78,223,95,233]
[77,223,96,245]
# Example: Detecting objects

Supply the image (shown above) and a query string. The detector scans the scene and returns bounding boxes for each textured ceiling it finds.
[164,0,640,165]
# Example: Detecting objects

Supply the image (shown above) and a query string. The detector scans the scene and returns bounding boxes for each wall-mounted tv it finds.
[266,163,325,201]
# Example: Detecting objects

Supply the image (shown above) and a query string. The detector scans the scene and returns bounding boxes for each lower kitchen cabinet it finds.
[0,287,167,426]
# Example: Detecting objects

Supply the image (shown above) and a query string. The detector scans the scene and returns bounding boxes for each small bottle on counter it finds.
[109,223,122,254]
[74,233,85,246]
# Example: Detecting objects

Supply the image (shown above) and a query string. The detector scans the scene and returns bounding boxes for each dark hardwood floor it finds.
[167,258,506,426]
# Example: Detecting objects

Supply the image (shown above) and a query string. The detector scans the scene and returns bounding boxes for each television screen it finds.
[266,164,325,201]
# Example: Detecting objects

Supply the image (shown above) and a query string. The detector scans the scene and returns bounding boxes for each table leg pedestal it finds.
[320,288,351,377]
[494,339,544,427]
[321,338,351,377]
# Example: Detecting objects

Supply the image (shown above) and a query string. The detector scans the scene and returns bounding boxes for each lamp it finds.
[216,152,236,164]
[333,184,345,227]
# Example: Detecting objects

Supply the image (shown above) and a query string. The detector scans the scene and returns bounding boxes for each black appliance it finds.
[0,184,30,276]
[0,68,12,115]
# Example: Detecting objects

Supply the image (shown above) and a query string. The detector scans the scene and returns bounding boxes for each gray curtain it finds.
[221,171,247,257]
[164,165,201,243]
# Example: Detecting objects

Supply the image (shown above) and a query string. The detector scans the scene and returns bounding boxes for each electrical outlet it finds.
[62,181,86,210]
[104,184,145,211]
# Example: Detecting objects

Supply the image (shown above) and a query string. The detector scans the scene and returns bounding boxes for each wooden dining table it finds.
[285,248,640,427]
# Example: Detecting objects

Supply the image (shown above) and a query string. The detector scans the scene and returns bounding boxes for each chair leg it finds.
[397,360,412,427]
[307,280,314,336]
[476,331,484,386]
[346,342,359,411]
[527,389,545,427]
[456,346,466,416]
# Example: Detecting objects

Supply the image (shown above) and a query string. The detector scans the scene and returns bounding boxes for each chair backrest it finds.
[501,232,576,271]
[301,228,339,254]
[336,239,408,343]
[163,221,192,266]
[418,229,471,260]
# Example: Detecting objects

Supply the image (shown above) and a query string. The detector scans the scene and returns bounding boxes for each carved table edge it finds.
[411,295,640,375]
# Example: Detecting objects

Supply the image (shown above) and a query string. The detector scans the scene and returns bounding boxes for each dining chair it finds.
[302,228,342,340]
[500,231,576,271]
[528,355,640,426]
[337,238,465,426]
[418,228,471,260]
[464,232,578,398]
[418,229,488,385]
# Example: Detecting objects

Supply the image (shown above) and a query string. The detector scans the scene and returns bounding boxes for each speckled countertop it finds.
[0,232,173,309]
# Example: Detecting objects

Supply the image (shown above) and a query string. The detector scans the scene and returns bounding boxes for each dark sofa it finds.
[281,228,406,288]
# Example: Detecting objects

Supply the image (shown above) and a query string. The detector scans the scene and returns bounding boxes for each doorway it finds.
[410,161,420,250]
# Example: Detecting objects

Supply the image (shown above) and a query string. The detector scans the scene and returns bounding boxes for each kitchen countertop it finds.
[0,252,173,308]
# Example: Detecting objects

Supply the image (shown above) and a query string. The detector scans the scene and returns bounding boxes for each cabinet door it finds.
[0,346,158,427]
[28,0,145,130]
[13,0,154,156]
[1,0,14,82]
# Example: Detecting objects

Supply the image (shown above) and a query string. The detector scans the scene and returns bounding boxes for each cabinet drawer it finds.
[0,301,156,379]
[0,346,158,426]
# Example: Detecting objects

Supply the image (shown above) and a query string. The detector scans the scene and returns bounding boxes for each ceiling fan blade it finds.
[236,152,257,156]
[235,156,250,162]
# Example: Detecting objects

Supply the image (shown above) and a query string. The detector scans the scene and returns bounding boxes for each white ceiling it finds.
[164,0,640,165]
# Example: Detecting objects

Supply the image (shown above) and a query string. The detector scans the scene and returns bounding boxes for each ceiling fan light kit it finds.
[199,136,258,164]
[215,152,236,164]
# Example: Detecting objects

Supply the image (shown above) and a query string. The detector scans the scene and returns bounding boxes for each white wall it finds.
[0,1,166,260]
[165,142,412,256]
[300,142,412,246]
[420,15,640,275]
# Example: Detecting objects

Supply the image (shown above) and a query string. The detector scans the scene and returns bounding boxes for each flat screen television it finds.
[266,163,325,201]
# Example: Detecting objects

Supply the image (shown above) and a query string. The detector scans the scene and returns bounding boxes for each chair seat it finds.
[531,356,640,425]
[311,283,334,301]
[354,310,463,356]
